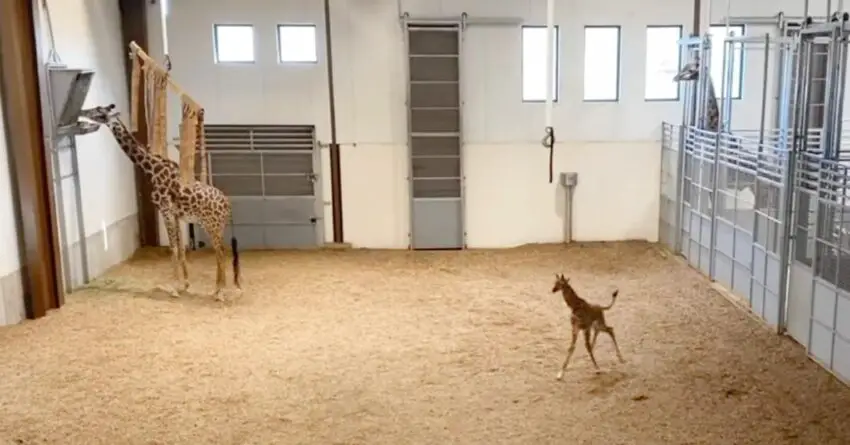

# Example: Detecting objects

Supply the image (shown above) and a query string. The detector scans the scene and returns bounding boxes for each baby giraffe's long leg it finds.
[584,329,600,370]
[591,324,601,349]
[603,326,626,363]
[557,319,580,380]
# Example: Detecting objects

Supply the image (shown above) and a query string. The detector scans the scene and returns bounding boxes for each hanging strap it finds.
[542,127,556,184]
[41,0,62,64]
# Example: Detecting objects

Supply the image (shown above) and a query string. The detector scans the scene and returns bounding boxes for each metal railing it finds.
[659,121,850,384]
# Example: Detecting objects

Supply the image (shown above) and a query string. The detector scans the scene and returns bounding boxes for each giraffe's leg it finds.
[158,211,182,298]
[212,235,227,301]
[203,219,228,301]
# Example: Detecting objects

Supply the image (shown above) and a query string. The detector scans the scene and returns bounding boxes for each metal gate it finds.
[405,23,465,250]
[51,134,88,292]
[195,125,323,249]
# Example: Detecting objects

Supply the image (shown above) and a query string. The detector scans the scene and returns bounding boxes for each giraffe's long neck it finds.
[106,118,156,170]
[704,79,721,132]
[561,288,585,311]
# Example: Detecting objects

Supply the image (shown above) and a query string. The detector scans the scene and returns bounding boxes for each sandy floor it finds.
[0,242,849,444]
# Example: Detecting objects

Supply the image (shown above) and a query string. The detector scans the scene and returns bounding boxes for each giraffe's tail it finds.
[601,289,619,310]
[231,235,241,289]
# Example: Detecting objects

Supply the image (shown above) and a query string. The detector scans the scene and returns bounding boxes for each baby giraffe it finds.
[551,273,625,379]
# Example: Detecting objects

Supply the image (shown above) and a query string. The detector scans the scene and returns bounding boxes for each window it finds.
[645,26,683,100]
[278,25,318,63]
[583,26,621,101]
[709,25,745,99]
[213,25,255,63]
[522,26,560,102]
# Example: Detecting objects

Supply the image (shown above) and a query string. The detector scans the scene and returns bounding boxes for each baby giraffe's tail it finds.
[601,289,619,310]
[231,236,240,289]
[229,212,241,289]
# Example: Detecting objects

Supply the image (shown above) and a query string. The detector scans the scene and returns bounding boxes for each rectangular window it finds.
[583,26,621,101]
[645,26,683,100]
[278,24,318,63]
[522,26,559,102]
[213,24,255,63]
[709,25,745,99]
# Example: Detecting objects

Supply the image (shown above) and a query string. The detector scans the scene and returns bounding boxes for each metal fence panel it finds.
[659,121,850,384]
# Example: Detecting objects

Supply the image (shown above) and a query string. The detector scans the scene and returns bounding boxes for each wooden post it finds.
[119,0,159,247]
[0,0,62,318]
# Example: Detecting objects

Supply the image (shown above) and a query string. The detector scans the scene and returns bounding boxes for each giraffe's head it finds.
[79,104,120,124]
[673,57,701,82]
[551,273,573,294]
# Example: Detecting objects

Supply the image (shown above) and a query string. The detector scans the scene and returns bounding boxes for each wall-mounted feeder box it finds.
[46,65,96,137]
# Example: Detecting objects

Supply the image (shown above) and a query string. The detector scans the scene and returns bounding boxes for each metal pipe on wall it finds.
[398,15,522,26]
[544,0,555,184]
[323,0,343,243]
[693,0,701,34]
[758,33,771,146]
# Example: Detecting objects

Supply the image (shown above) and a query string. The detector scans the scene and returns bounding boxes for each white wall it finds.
[0,85,26,326]
[33,0,139,290]
[0,92,18,278]
[39,0,138,244]
[156,0,839,249]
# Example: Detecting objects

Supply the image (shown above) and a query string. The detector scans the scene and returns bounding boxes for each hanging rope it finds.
[179,98,198,183]
[144,63,155,149]
[41,0,62,64]
[153,72,168,157]
[130,55,141,131]
[196,108,207,184]
[130,41,206,182]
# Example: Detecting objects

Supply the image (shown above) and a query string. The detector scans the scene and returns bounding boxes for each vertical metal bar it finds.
[544,0,554,132]
[777,144,798,333]
[403,20,415,249]
[722,39,734,130]
[779,41,794,152]
[693,0,702,35]
[323,0,343,244]
[798,37,819,348]
[50,141,71,293]
[709,36,729,279]
[311,129,324,245]
[457,23,466,248]
[759,34,771,147]
[40,67,70,294]
[709,131,721,279]
[68,139,89,286]
[830,33,848,158]
[775,13,787,130]
[258,134,266,248]
[820,29,838,158]
[807,155,824,353]
[675,124,687,253]
[830,193,842,368]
